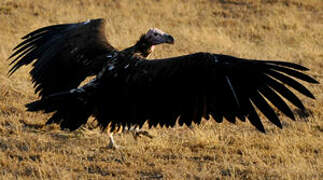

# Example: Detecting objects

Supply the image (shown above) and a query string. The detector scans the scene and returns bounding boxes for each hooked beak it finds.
[164,34,175,44]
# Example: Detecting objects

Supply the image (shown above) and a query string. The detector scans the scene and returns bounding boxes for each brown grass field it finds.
[0,0,322,179]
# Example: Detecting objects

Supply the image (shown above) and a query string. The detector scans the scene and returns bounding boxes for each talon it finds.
[141,131,154,139]
[133,132,139,141]
[135,130,153,139]
[106,143,120,149]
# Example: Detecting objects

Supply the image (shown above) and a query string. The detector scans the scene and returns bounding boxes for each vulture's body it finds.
[10,19,319,148]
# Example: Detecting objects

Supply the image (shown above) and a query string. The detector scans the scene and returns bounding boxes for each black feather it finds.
[258,86,295,120]
[251,91,282,129]
[265,69,315,99]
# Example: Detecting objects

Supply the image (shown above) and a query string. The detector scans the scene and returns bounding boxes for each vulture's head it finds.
[144,28,174,45]
[134,28,174,58]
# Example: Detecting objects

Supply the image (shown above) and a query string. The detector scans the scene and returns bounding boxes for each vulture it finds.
[8,19,174,98]
[26,41,319,148]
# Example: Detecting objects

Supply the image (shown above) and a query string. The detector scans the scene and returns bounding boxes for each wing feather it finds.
[265,69,315,98]
[92,53,317,132]
[9,18,116,97]
[250,91,282,129]
[258,86,295,120]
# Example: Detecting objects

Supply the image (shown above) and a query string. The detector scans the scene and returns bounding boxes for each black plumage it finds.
[26,52,319,134]
[9,19,115,97]
[9,19,174,98]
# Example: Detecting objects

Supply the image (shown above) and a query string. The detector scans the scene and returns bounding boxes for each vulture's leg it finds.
[106,132,119,149]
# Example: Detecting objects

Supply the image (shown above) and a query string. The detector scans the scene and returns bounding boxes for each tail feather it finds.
[25,90,93,130]
[26,100,49,112]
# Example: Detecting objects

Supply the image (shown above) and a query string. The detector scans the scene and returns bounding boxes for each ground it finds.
[0,0,322,179]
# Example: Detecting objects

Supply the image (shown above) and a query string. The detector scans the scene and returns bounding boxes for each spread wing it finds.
[25,52,318,132]
[9,18,116,97]
[94,52,318,132]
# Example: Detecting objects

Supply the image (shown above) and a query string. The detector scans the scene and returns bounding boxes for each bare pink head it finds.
[144,28,174,45]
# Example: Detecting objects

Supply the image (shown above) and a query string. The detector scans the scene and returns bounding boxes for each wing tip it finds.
[311,79,320,84]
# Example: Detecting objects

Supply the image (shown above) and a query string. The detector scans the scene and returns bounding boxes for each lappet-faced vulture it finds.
[26,32,319,148]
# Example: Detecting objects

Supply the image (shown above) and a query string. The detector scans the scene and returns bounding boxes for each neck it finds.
[122,34,153,58]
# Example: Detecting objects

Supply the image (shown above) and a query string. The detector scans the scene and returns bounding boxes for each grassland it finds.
[0,0,322,179]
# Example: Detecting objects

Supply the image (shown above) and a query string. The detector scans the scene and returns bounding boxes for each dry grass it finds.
[0,0,322,179]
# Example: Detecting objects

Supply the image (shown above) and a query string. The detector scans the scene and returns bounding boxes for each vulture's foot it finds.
[132,129,154,140]
[106,143,120,149]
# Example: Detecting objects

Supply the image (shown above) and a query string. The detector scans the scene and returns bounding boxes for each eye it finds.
[153,32,158,36]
